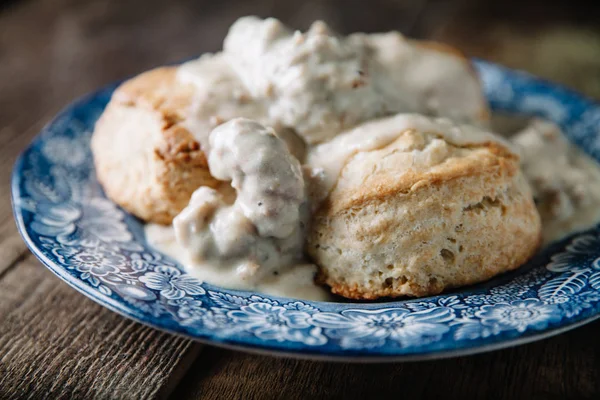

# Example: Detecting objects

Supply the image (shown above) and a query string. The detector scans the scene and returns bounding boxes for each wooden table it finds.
[1,1,599,398]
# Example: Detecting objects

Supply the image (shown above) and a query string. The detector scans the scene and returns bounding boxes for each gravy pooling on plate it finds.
[145,223,331,301]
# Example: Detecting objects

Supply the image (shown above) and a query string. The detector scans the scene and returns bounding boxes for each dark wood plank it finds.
[0,254,201,399]
[173,321,600,400]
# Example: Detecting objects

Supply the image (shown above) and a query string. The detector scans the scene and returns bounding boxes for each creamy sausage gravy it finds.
[145,17,600,300]
[179,16,487,147]
[511,119,600,245]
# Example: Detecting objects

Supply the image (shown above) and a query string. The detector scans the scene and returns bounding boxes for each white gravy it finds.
[512,119,600,244]
[145,223,331,301]
[177,53,268,150]
[179,16,486,146]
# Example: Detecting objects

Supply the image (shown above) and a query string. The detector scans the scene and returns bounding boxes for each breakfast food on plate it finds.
[92,16,596,301]
[511,119,600,244]
[145,115,541,300]
[92,16,488,225]
[306,114,541,299]
[144,118,324,301]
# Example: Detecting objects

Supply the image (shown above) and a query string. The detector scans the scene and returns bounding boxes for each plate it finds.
[12,60,600,361]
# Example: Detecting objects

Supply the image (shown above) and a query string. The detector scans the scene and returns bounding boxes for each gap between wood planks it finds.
[0,223,29,277]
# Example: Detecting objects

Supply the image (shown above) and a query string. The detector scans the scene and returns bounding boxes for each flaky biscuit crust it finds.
[91,67,218,225]
[307,131,541,299]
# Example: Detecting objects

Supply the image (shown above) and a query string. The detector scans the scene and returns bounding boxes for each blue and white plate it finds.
[11,61,600,361]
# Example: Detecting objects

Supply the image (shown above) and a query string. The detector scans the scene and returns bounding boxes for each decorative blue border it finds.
[11,60,600,360]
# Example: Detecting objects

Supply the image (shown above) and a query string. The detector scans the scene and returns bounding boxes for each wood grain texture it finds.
[0,223,29,276]
[0,255,201,400]
[173,321,600,400]
[1,0,600,399]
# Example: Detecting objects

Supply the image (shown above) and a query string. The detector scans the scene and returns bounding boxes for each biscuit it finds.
[91,67,219,225]
[307,118,541,299]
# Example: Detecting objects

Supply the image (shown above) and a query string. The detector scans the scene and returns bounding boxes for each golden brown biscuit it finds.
[307,120,541,299]
[91,67,219,225]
